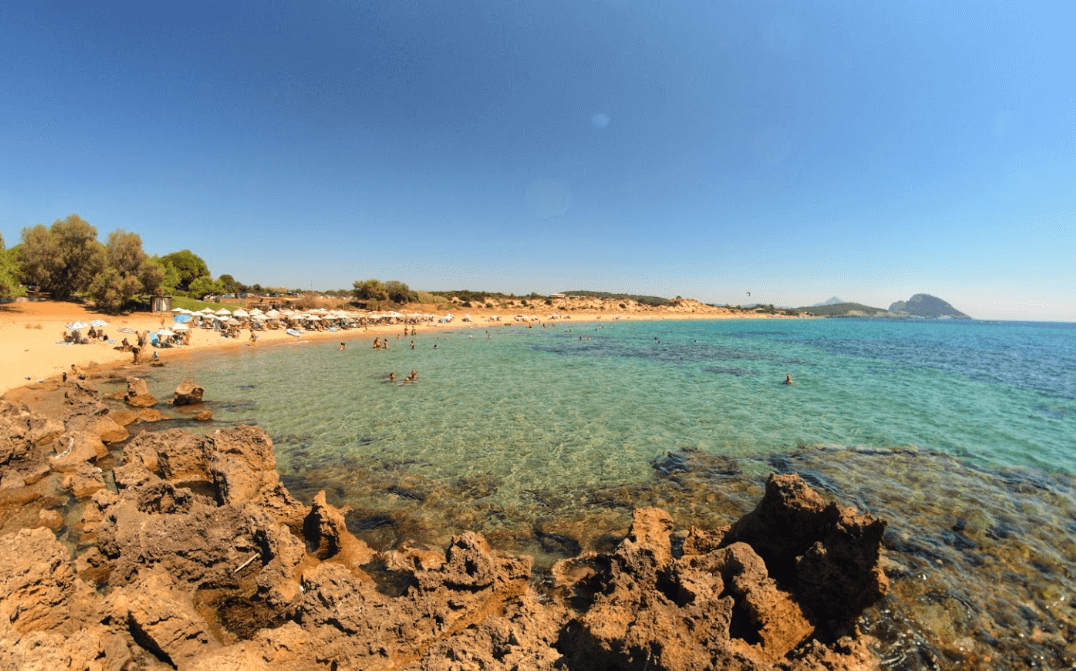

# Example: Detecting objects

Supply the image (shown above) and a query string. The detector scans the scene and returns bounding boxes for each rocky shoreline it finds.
[0,376,889,670]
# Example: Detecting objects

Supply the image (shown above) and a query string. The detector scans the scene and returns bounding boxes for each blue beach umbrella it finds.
[173,314,192,323]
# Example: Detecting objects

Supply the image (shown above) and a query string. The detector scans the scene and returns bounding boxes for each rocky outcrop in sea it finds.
[0,381,890,670]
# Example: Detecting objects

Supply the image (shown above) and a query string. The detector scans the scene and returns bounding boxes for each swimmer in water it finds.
[783,374,793,385]
[389,373,396,382]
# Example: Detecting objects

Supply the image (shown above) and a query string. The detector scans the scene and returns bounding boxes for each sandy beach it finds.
[1,298,797,397]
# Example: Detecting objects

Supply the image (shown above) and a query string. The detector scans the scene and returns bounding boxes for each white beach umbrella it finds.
[172,307,184,312]
[66,321,89,331]
[90,319,109,327]
[266,310,281,318]
[224,318,241,326]
[232,309,249,318]
[252,314,268,321]
[199,307,215,314]
[215,308,231,316]
[173,324,190,331]
[249,308,263,315]
[157,328,176,337]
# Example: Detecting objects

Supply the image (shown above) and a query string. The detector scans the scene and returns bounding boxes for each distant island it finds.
[888,294,971,319]
[793,293,971,319]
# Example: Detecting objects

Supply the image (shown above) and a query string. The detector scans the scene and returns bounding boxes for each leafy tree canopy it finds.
[0,232,25,299]
[17,214,106,299]
[352,278,388,302]
[383,280,418,304]
[88,229,162,313]
[217,273,243,295]
[159,249,210,292]
[188,275,222,299]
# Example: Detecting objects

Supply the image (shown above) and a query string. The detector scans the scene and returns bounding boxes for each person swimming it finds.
[783,374,794,385]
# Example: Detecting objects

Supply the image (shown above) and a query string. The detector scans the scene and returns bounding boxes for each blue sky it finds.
[1,1,1073,321]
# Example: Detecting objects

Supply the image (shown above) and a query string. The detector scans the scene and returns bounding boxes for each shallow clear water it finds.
[134,318,1076,669]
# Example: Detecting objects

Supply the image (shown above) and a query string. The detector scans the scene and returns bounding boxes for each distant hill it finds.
[888,294,970,319]
[813,297,845,307]
[793,302,891,317]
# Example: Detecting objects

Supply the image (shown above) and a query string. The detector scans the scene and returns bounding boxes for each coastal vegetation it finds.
[563,290,672,307]
[0,233,22,299]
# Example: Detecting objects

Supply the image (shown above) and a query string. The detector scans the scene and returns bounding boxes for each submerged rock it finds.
[173,379,205,406]
[0,402,890,671]
[124,376,157,408]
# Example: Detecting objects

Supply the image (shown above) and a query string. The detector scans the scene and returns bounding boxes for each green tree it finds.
[383,280,417,304]
[0,233,25,299]
[218,273,242,295]
[159,249,210,292]
[88,229,161,312]
[150,257,182,295]
[352,278,388,302]
[188,275,222,299]
[17,214,106,299]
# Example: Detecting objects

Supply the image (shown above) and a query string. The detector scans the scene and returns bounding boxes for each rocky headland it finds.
[0,376,890,670]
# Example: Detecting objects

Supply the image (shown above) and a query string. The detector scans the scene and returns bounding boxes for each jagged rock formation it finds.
[0,393,890,670]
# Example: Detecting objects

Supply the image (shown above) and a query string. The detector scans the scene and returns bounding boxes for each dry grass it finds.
[24,322,43,330]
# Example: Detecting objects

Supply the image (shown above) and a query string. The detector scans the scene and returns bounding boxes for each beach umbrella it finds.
[117,327,137,334]
[215,308,231,316]
[90,319,109,327]
[172,307,184,312]
[224,318,241,326]
[173,324,190,331]
[199,307,215,314]
[252,314,268,321]
[265,310,281,318]
[157,328,176,337]
[233,309,249,318]
[173,314,192,323]
[66,321,89,331]
[249,308,263,315]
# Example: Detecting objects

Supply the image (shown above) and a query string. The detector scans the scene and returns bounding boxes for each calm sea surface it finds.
[135,318,1076,669]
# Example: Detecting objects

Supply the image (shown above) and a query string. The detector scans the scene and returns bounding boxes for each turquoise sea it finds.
[132,318,1076,669]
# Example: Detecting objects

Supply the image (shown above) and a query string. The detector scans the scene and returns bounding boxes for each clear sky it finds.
[2,1,1073,321]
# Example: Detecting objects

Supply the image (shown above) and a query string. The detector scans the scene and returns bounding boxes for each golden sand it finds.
[1,299,798,396]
